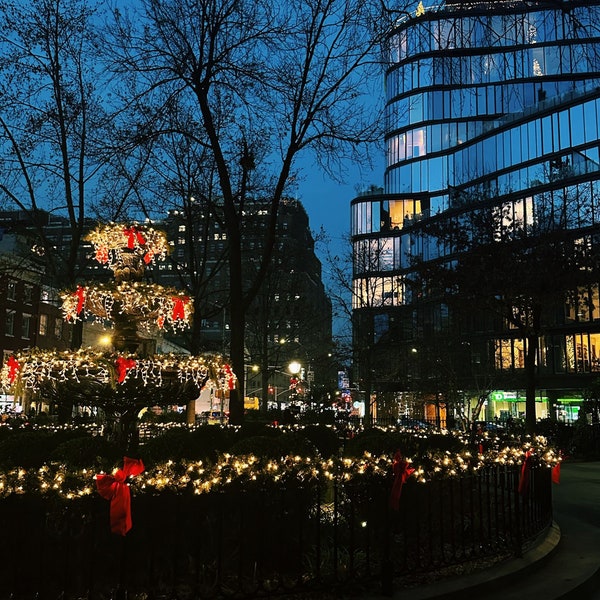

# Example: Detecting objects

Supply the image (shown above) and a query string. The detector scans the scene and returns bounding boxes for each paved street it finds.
[487,460,600,599]
[370,460,600,600]
[451,460,600,600]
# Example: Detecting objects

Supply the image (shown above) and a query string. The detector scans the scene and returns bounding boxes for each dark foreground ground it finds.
[358,459,600,600]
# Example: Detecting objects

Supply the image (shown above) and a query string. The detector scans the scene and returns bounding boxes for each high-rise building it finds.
[160,198,334,404]
[352,1,600,423]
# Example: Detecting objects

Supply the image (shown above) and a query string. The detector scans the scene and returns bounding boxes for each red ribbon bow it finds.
[6,356,20,384]
[115,357,136,383]
[171,296,188,320]
[552,461,561,484]
[73,285,86,315]
[518,450,533,496]
[224,364,235,390]
[123,226,146,249]
[389,450,415,510]
[95,246,109,264]
[96,457,145,536]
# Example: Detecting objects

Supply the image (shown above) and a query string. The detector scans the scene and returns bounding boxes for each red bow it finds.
[389,450,415,510]
[123,226,146,249]
[171,296,188,320]
[552,462,561,484]
[95,246,109,264]
[143,251,154,264]
[115,357,136,383]
[96,457,145,536]
[6,356,20,384]
[224,364,235,390]
[74,285,86,315]
[518,451,533,496]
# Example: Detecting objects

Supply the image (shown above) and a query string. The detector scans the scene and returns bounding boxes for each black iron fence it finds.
[0,463,552,599]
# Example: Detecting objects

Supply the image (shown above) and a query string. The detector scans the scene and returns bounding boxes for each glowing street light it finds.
[288,361,302,376]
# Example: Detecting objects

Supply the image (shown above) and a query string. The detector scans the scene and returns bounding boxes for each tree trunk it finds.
[104,409,140,453]
[524,333,539,435]
[363,382,372,427]
[186,401,196,425]
[229,277,246,425]
[261,368,270,414]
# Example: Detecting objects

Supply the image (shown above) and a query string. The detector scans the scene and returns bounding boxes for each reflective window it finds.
[5,310,14,336]
[352,276,406,308]
[21,314,31,339]
[428,157,442,191]
[409,94,423,124]
[570,104,585,146]
[420,58,432,87]
[584,100,598,143]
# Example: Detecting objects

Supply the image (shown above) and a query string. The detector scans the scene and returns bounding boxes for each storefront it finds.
[487,390,548,422]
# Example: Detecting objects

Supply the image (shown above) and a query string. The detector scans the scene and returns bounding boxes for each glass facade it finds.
[351,1,600,420]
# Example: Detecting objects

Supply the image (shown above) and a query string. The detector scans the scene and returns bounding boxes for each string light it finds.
[60,222,193,331]
[0,427,560,500]
[0,349,235,392]
[85,223,170,270]
[61,283,193,332]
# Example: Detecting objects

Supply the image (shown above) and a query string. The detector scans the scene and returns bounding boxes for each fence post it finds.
[381,505,393,596]
[514,468,523,558]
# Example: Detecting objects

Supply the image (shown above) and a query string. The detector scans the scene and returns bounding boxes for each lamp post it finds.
[287,360,303,407]
[244,364,260,411]
[288,361,301,376]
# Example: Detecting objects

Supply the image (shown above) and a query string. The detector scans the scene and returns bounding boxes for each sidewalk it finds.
[365,460,600,600]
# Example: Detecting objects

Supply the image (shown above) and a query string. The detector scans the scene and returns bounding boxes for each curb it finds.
[369,522,561,600]
[558,563,600,599]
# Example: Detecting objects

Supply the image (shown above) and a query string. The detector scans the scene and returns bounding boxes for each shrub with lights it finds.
[0,223,236,449]
[0,425,561,501]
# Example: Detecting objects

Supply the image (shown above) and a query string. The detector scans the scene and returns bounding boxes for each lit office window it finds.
[39,314,48,336]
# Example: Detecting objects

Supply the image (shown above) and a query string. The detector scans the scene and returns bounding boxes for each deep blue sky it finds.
[295,153,384,259]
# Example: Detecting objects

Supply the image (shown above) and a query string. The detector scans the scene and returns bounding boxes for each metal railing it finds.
[0,462,552,599]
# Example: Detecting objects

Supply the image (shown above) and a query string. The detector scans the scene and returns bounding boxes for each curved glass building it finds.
[351,1,600,423]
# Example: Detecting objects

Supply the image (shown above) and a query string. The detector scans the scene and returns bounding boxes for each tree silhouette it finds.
[104,0,394,423]
[410,185,600,434]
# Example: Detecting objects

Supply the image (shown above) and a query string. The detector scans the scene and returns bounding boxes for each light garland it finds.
[61,283,193,331]
[86,223,170,268]
[0,431,560,500]
[61,222,192,331]
[0,349,236,392]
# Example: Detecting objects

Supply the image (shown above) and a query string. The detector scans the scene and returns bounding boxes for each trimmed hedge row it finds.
[0,423,469,470]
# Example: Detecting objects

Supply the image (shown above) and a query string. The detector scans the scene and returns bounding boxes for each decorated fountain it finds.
[0,223,235,448]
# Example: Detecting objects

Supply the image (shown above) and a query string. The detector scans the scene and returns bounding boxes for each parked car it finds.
[198,410,228,425]
[397,417,432,430]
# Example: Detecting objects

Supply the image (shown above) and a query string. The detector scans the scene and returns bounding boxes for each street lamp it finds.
[287,361,305,408]
[288,361,302,376]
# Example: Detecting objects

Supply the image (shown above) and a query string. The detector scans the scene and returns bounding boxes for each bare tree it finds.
[318,226,397,425]
[411,183,600,434]
[105,0,392,424]
[0,0,119,325]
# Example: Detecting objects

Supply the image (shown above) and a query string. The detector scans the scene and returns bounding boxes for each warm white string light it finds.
[0,349,236,392]
[0,427,560,500]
